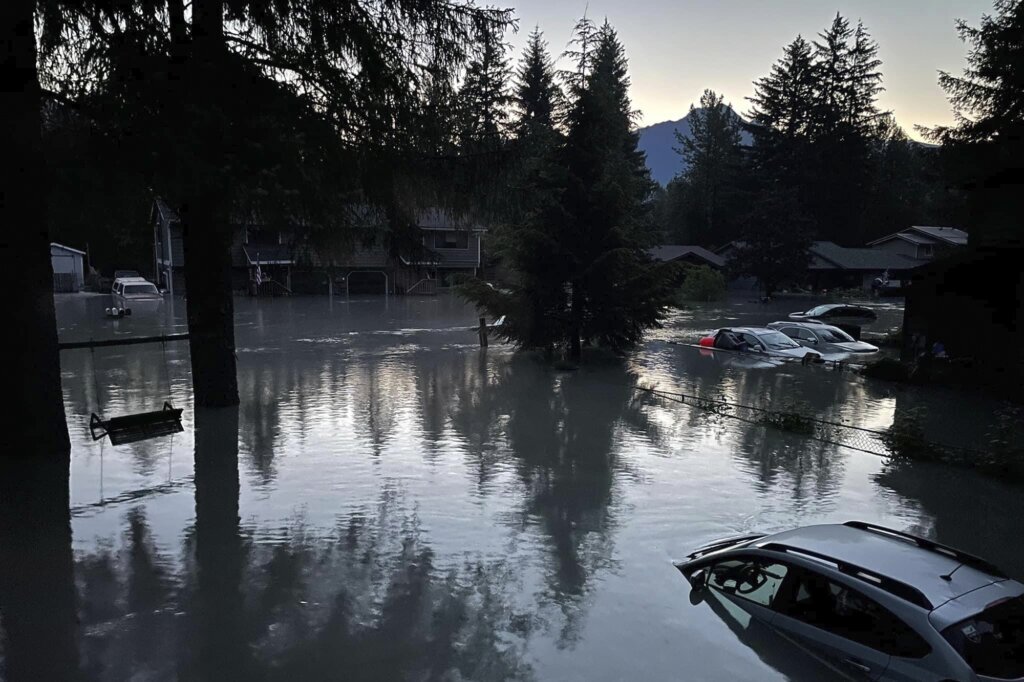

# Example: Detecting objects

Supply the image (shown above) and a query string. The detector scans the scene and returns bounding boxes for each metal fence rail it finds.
[634,385,986,462]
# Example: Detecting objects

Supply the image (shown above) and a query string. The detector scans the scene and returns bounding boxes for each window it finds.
[740,333,764,350]
[942,595,1024,679]
[758,331,800,350]
[708,558,790,608]
[817,328,854,343]
[433,231,468,249]
[776,569,930,658]
[123,284,159,296]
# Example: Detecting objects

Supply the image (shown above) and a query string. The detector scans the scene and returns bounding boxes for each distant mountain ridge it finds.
[637,107,751,186]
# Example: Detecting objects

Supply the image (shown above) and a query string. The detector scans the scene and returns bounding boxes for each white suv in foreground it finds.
[675,522,1023,681]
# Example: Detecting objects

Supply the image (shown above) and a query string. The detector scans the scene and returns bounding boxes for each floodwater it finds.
[3,293,1022,681]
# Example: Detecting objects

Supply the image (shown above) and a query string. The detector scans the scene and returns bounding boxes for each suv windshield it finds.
[942,595,1024,679]
[758,331,799,350]
[123,284,159,296]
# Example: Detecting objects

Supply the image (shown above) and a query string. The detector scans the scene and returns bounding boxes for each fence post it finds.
[478,318,488,348]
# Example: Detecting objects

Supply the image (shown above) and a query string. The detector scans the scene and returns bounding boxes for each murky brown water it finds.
[3,292,1021,681]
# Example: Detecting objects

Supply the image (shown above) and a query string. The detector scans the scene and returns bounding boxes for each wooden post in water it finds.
[478,317,488,348]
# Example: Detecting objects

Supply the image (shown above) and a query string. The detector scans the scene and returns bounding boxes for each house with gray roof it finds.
[152,198,487,296]
[868,226,968,260]
[808,241,924,291]
[647,245,725,269]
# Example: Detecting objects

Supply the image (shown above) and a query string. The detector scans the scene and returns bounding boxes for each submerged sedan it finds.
[789,304,877,327]
[768,321,879,355]
[700,327,822,362]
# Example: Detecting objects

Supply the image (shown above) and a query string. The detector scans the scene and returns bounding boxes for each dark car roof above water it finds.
[752,524,1005,610]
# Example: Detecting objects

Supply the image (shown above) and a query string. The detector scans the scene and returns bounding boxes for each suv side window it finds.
[739,333,764,350]
[708,557,790,608]
[776,568,930,658]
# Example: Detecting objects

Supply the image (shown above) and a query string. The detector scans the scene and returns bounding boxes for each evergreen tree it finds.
[747,36,816,192]
[462,20,677,361]
[806,15,884,244]
[560,21,678,359]
[673,89,745,246]
[457,25,513,151]
[929,0,1024,246]
[730,190,813,297]
[460,29,569,350]
[514,28,563,136]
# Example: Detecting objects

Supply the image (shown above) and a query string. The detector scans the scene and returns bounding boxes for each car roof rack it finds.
[843,521,1006,578]
[760,542,933,610]
[684,534,766,561]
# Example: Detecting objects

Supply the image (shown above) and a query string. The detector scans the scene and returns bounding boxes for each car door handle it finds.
[843,658,871,673]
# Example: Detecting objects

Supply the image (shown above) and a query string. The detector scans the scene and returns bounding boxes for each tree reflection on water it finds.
[66,407,535,681]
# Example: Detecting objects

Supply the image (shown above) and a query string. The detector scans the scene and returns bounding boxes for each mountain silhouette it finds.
[637,107,751,186]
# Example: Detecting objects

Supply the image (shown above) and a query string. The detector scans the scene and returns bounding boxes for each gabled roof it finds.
[810,241,924,271]
[907,226,968,245]
[868,226,968,247]
[51,242,86,255]
[647,245,725,268]
[869,232,933,246]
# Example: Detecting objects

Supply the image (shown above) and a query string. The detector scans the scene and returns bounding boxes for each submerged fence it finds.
[633,385,989,464]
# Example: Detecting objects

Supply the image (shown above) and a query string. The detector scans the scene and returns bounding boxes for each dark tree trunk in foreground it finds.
[181,0,239,408]
[189,407,248,680]
[0,457,80,681]
[1,0,71,457]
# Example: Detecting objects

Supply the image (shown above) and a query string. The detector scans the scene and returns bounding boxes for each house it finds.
[713,239,925,292]
[152,199,486,295]
[152,198,295,295]
[647,245,725,269]
[807,241,924,291]
[867,226,968,260]
[51,243,87,292]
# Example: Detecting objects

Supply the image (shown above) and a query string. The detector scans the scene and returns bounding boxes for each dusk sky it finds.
[500,0,991,138]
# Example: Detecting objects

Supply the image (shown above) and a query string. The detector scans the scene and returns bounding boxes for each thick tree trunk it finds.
[0,456,80,680]
[1,0,71,457]
[181,0,239,408]
[181,197,239,407]
[190,407,248,681]
[568,280,582,362]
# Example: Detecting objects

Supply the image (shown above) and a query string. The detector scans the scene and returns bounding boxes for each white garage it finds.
[51,242,86,292]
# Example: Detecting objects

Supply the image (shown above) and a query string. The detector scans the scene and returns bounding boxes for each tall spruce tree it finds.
[457,25,513,151]
[673,89,745,246]
[807,15,884,245]
[747,36,816,192]
[560,20,678,360]
[460,28,569,350]
[730,190,813,297]
[929,0,1024,246]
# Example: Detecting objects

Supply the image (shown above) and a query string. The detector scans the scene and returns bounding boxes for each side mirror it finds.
[687,568,708,590]
[808,337,818,344]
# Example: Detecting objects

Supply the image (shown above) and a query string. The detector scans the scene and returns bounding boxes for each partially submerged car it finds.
[675,521,1024,682]
[112,277,163,305]
[768,321,879,355]
[700,327,822,362]
[789,304,878,327]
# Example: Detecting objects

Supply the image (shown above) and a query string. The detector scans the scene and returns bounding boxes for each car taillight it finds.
[699,336,714,347]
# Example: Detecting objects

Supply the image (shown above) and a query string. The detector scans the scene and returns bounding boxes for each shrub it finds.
[677,265,726,302]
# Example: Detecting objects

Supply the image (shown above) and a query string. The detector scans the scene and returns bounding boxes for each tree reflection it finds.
[68,407,534,681]
[445,356,638,645]
[0,455,80,681]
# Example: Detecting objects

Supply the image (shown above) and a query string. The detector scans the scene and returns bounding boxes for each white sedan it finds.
[700,327,822,361]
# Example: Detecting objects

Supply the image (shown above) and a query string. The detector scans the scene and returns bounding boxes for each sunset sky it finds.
[501,0,991,138]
